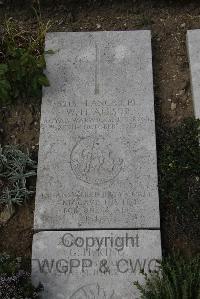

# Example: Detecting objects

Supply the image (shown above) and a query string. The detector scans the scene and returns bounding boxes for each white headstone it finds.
[34,31,160,229]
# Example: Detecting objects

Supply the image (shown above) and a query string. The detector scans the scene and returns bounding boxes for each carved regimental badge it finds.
[70,136,124,185]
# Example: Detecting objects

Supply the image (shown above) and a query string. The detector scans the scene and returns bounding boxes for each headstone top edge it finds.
[187,29,200,33]
[187,29,200,39]
[33,229,161,236]
[32,230,162,243]
[45,30,152,39]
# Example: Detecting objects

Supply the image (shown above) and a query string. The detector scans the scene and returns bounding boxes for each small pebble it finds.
[171,102,177,111]
[180,23,186,28]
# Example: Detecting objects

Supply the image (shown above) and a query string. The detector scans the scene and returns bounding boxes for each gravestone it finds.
[34,31,160,230]
[32,31,161,298]
[187,30,200,118]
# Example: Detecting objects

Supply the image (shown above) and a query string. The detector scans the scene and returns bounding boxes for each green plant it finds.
[134,254,200,299]
[159,118,200,230]
[0,15,51,104]
[0,253,42,298]
[0,254,20,275]
[0,145,36,211]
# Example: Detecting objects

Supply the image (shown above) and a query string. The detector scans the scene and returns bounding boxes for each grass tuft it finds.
[134,253,200,299]
[0,11,51,104]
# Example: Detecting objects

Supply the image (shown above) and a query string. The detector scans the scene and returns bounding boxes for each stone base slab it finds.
[32,230,161,299]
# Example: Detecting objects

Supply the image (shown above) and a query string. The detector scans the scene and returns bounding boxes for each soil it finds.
[0,201,34,257]
[0,0,200,257]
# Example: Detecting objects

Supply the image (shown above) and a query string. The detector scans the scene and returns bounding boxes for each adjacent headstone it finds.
[34,31,160,230]
[187,30,200,118]
[32,230,161,299]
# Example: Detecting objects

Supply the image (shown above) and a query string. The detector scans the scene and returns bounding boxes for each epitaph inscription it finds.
[34,31,160,229]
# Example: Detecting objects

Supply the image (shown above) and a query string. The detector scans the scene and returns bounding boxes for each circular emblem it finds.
[70,136,124,185]
[69,283,122,299]
[69,283,106,299]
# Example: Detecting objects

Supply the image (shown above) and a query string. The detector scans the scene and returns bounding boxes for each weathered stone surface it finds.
[187,30,200,118]
[34,31,160,229]
[32,230,161,299]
